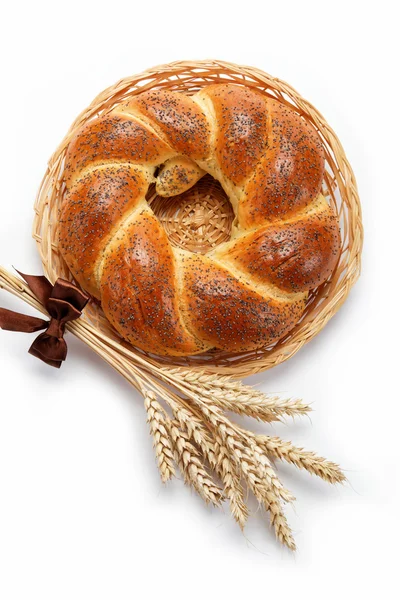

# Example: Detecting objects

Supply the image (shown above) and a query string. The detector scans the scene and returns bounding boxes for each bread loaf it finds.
[59,84,340,356]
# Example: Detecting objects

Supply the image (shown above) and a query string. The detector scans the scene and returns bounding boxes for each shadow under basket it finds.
[33,59,363,377]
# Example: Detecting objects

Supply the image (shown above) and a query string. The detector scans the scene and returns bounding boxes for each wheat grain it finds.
[193,397,294,502]
[235,442,296,550]
[247,439,296,503]
[258,436,345,484]
[171,403,217,468]
[227,431,295,549]
[198,387,310,422]
[163,368,310,421]
[170,403,248,526]
[194,399,296,545]
[144,391,175,482]
[214,435,249,528]
[167,420,224,507]
[263,490,296,551]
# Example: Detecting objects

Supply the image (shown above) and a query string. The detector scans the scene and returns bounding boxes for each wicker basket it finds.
[32,59,363,376]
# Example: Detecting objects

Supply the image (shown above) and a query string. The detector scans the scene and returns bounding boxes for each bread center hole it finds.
[147,175,235,254]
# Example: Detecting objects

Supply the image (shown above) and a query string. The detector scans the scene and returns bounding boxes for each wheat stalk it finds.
[0,265,347,551]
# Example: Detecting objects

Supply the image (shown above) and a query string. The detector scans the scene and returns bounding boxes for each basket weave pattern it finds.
[147,175,235,255]
[32,60,363,376]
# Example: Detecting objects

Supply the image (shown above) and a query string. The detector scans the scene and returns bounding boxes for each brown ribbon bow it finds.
[0,271,89,368]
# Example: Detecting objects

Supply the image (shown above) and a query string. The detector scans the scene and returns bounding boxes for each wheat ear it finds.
[144,391,175,482]
[258,436,345,484]
[172,402,249,526]
[166,419,224,506]
[214,435,249,528]
[161,368,310,422]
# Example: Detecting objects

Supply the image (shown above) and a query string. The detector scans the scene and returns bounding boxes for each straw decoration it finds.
[0,265,346,550]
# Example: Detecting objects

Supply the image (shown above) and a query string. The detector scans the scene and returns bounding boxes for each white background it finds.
[0,1,399,598]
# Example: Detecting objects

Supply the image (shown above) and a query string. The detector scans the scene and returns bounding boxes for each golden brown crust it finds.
[201,84,268,186]
[238,99,325,228]
[179,253,306,352]
[122,89,211,161]
[216,198,340,293]
[63,113,173,185]
[100,211,210,356]
[59,83,337,357]
[59,165,148,298]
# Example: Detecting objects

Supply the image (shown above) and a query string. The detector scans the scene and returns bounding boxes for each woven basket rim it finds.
[33,59,363,376]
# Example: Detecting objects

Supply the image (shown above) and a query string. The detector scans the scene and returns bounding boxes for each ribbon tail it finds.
[15,269,53,306]
[0,307,48,333]
[28,332,68,369]
[28,345,63,368]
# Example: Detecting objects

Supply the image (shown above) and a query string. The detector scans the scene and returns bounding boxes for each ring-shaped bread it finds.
[59,84,340,356]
